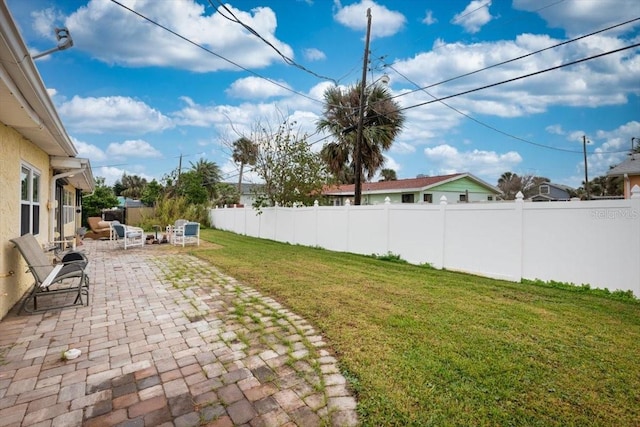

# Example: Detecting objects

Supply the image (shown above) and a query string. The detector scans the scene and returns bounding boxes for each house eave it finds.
[51,157,95,192]
[0,3,77,157]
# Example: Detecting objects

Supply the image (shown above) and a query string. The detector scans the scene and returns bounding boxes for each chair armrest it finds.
[41,264,64,289]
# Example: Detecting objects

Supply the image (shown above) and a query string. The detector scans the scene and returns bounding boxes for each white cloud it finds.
[58,96,173,134]
[71,137,106,162]
[333,0,406,39]
[63,0,293,72]
[422,10,437,25]
[107,139,163,159]
[451,0,493,34]
[382,154,401,173]
[567,131,585,143]
[390,141,416,154]
[226,76,292,99]
[391,33,639,120]
[31,7,62,38]
[588,120,640,177]
[423,144,522,179]
[545,124,565,135]
[303,48,326,61]
[95,166,156,186]
[513,0,640,37]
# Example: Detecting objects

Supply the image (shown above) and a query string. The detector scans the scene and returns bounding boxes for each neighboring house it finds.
[529,182,573,202]
[607,153,640,199]
[0,3,94,319]
[322,173,502,205]
[224,182,265,207]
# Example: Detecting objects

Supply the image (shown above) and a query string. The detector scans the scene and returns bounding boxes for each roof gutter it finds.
[0,2,77,157]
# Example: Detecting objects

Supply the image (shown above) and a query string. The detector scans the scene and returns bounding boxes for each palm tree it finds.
[380,168,397,181]
[232,137,258,193]
[317,82,405,202]
[497,172,521,200]
[190,158,221,200]
[121,173,147,199]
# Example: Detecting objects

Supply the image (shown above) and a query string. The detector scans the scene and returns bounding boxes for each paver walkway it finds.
[0,240,358,426]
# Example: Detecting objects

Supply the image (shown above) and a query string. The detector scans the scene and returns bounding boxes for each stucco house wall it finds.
[0,125,52,317]
[0,2,94,319]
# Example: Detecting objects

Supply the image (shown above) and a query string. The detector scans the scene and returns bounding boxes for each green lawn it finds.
[195,229,640,426]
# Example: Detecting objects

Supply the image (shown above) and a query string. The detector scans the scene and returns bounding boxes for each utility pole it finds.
[583,135,590,200]
[177,153,183,187]
[354,8,372,206]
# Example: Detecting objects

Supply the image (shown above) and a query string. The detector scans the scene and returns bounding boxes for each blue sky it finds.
[6,0,640,188]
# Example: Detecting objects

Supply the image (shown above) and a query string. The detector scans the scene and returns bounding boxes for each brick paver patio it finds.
[0,240,358,426]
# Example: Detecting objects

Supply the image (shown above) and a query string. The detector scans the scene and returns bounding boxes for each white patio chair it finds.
[111,222,145,249]
[172,222,200,247]
[166,219,188,243]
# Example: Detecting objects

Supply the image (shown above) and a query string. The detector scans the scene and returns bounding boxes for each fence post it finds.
[514,191,525,282]
[345,199,351,252]
[384,197,391,254]
[631,185,640,296]
[314,200,319,247]
[438,195,447,269]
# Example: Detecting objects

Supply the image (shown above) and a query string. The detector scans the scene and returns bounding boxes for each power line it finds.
[108,0,325,105]
[208,0,338,84]
[451,0,492,25]
[389,16,640,101]
[387,64,585,154]
[405,0,566,58]
[398,42,640,114]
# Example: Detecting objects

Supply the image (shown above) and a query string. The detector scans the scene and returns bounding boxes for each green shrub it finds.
[138,194,209,230]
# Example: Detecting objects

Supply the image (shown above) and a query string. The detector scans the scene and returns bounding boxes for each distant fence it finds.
[210,188,640,297]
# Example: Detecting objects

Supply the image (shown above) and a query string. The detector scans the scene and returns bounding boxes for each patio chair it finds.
[166,219,188,240]
[84,216,112,240]
[10,233,89,313]
[172,222,200,247]
[111,222,145,249]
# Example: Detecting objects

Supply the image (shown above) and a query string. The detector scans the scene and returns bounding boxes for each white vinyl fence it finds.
[210,187,640,296]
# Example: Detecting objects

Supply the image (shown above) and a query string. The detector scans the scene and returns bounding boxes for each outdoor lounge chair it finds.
[10,233,89,313]
[84,217,112,240]
[172,222,200,246]
[111,222,145,249]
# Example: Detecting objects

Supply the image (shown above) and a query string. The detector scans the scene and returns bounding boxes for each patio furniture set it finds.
[10,218,200,313]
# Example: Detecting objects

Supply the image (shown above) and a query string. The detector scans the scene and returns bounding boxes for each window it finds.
[63,189,74,224]
[401,194,414,203]
[423,193,433,203]
[459,194,467,202]
[21,164,41,236]
[488,196,493,201]
[540,185,550,194]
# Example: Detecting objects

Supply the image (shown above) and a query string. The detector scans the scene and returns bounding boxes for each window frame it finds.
[401,193,415,203]
[20,162,41,236]
[63,188,74,225]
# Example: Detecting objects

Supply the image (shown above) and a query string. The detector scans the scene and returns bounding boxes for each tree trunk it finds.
[237,162,245,194]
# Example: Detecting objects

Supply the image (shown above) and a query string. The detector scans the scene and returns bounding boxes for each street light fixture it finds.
[32,27,73,60]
